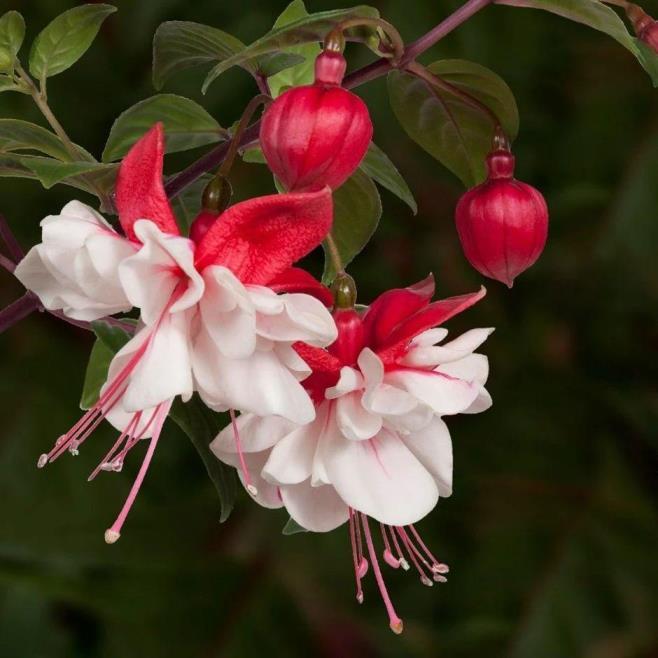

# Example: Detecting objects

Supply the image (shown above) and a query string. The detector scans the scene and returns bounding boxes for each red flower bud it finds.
[455,150,549,288]
[259,50,373,192]
[640,20,658,51]
[627,4,658,52]
[329,308,365,366]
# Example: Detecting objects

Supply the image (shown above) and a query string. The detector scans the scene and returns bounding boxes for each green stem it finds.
[324,234,345,275]
[219,94,271,179]
[334,17,405,63]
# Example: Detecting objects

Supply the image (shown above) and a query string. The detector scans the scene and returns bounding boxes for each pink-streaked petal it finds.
[399,417,453,497]
[386,368,480,416]
[404,328,494,367]
[437,353,490,385]
[362,275,435,349]
[262,422,318,485]
[280,482,349,532]
[194,187,333,283]
[115,123,180,241]
[321,426,439,526]
[211,413,295,456]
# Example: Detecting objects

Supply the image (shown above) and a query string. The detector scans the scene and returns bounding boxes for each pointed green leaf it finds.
[497,0,658,86]
[202,5,380,94]
[256,52,306,79]
[0,75,27,93]
[170,397,237,523]
[282,517,308,535]
[102,94,226,162]
[267,0,322,97]
[360,142,417,214]
[152,21,253,90]
[19,157,116,189]
[79,339,114,410]
[90,320,134,353]
[0,11,25,73]
[29,4,116,80]
[323,169,381,283]
[0,119,72,160]
[388,60,519,187]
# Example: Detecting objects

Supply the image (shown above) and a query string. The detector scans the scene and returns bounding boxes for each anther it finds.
[37,454,48,469]
[420,575,433,587]
[433,574,448,583]
[390,619,404,635]
[104,529,120,544]
[357,556,369,578]
[247,483,259,496]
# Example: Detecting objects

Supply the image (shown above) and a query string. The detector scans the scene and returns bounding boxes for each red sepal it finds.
[268,268,333,306]
[194,187,333,284]
[377,287,487,364]
[115,123,180,242]
[362,275,435,350]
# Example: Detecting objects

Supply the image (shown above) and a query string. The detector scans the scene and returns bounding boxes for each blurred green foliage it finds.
[1,1,657,657]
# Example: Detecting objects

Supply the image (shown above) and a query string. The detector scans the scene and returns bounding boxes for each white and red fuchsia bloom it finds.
[211,275,492,632]
[14,123,337,543]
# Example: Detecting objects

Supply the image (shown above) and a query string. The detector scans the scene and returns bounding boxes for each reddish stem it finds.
[0,294,40,334]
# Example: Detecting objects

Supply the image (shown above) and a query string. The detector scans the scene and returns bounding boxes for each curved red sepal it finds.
[194,187,333,284]
[294,342,342,404]
[115,123,180,242]
[268,268,333,306]
[362,275,435,350]
[377,287,487,363]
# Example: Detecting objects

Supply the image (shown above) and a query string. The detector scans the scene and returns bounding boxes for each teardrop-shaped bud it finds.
[259,50,373,192]
[455,150,549,288]
[627,4,658,52]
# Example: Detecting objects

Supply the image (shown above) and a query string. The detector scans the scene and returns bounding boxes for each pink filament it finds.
[360,514,403,635]
[348,508,365,603]
[229,409,257,495]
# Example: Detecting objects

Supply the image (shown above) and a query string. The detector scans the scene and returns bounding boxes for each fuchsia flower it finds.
[211,276,492,632]
[14,123,338,543]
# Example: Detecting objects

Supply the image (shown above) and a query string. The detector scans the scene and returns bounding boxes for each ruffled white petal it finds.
[119,220,204,325]
[14,202,135,321]
[403,328,494,367]
[336,391,382,441]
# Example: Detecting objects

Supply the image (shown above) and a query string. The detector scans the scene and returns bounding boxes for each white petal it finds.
[211,413,295,456]
[404,328,494,367]
[362,381,417,417]
[399,417,453,497]
[463,385,493,414]
[357,348,384,388]
[280,482,349,532]
[437,353,489,385]
[336,392,382,441]
[255,292,337,346]
[200,266,256,359]
[321,426,439,526]
[386,369,479,416]
[411,327,449,347]
[119,220,204,325]
[273,343,311,381]
[246,285,285,315]
[262,423,318,484]
[118,311,194,412]
[325,366,363,399]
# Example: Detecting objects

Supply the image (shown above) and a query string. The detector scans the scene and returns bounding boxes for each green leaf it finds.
[0,75,26,93]
[29,4,116,80]
[388,60,519,187]
[0,11,25,73]
[169,397,237,523]
[635,38,658,87]
[0,119,72,160]
[497,0,658,86]
[202,5,380,94]
[267,0,322,98]
[19,157,116,189]
[256,52,306,79]
[360,142,417,214]
[91,320,134,353]
[323,169,381,283]
[152,21,253,90]
[102,94,226,162]
[79,339,114,410]
[282,517,308,535]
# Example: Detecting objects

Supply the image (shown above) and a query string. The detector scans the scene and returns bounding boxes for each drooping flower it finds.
[15,123,337,542]
[211,275,492,632]
[455,147,549,288]
[259,46,373,192]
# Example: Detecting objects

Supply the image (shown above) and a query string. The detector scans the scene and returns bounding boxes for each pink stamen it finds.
[396,527,433,587]
[229,409,258,496]
[348,508,365,603]
[87,413,141,481]
[104,402,170,544]
[360,514,403,635]
[381,523,401,569]
[387,524,410,571]
[409,524,450,576]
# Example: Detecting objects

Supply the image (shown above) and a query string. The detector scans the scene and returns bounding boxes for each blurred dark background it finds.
[1,1,657,657]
